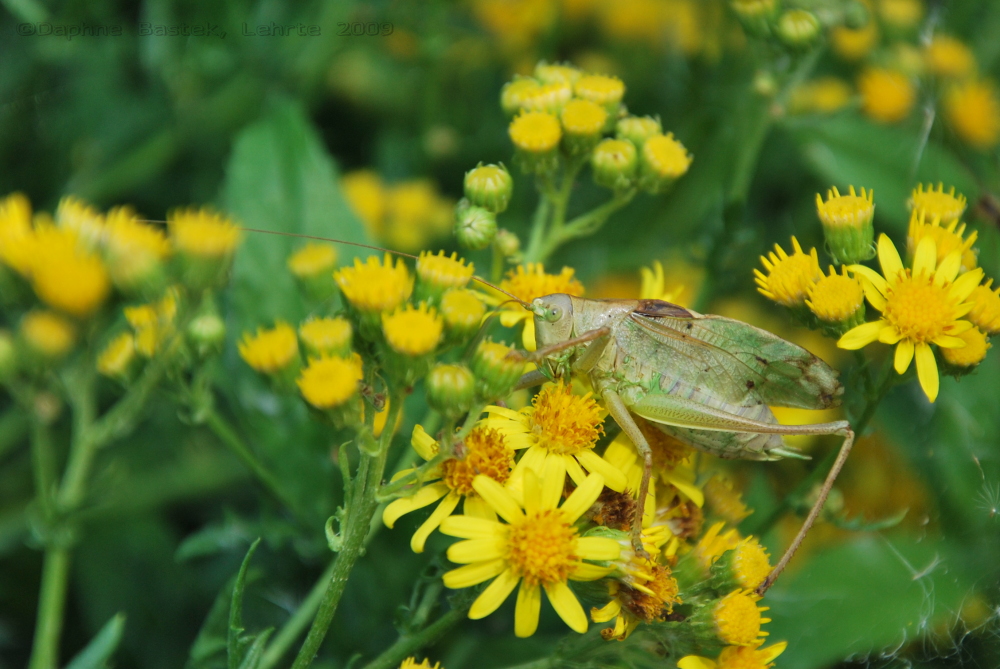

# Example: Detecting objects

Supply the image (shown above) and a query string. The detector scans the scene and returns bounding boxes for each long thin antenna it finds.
[137,219,533,309]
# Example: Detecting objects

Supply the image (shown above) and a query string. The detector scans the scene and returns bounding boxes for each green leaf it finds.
[228,538,261,669]
[236,629,274,669]
[64,613,126,669]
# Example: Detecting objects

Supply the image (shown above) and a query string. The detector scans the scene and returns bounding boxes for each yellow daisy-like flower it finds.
[287,242,337,279]
[483,381,628,493]
[296,353,363,409]
[298,317,352,358]
[858,67,915,124]
[382,303,443,356]
[97,332,137,378]
[383,425,513,552]
[168,208,241,258]
[907,209,977,271]
[815,185,874,230]
[693,521,741,570]
[416,251,475,293]
[21,310,76,359]
[439,464,620,637]
[754,237,823,307]
[124,289,178,357]
[341,170,386,236]
[677,642,787,669]
[509,111,562,153]
[520,81,573,115]
[942,326,990,368]
[238,322,300,374]
[103,207,171,289]
[878,0,923,30]
[966,279,1000,334]
[55,195,105,248]
[640,261,682,304]
[398,658,440,669]
[704,475,753,525]
[334,254,413,313]
[909,183,967,225]
[574,74,625,107]
[806,265,865,325]
[711,535,773,592]
[535,62,581,86]
[925,35,976,80]
[831,22,878,62]
[500,78,543,116]
[641,133,693,180]
[789,77,853,114]
[0,192,35,275]
[944,79,1000,149]
[440,288,487,336]
[489,264,584,350]
[30,225,111,318]
[560,99,608,137]
[711,589,770,646]
[838,234,984,402]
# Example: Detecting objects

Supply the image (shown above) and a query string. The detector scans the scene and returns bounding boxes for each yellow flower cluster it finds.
[341,171,453,252]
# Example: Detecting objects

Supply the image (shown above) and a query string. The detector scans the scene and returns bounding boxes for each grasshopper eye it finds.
[546,306,561,322]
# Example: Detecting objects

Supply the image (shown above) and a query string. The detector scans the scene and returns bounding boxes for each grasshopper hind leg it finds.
[601,388,654,557]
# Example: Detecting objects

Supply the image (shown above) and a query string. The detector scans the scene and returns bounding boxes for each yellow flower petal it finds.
[540,455,567,510]
[849,264,888,297]
[570,562,614,581]
[473,475,525,523]
[576,536,622,561]
[462,495,497,521]
[877,233,904,280]
[934,335,967,348]
[590,598,621,623]
[677,657,717,669]
[544,581,588,633]
[561,473,606,523]
[410,491,461,553]
[894,339,915,374]
[949,268,985,302]
[565,454,588,486]
[522,464,542,515]
[498,310,527,328]
[439,514,502,539]
[447,537,506,563]
[469,568,520,619]
[761,641,788,663]
[878,325,903,344]
[935,251,962,285]
[837,320,885,349]
[514,582,542,637]
[411,425,440,461]
[382,482,450,529]
[913,236,937,277]
[914,342,940,402]
[575,450,627,492]
[663,469,705,508]
[444,558,507,589]
[522,317,537,352]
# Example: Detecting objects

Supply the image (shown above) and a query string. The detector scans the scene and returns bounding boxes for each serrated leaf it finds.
[65,613,126,669]
[228,538,261,669]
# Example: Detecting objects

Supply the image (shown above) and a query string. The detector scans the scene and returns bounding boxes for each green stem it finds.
[360,598,472,669]
[540,190,636,259]
[27,547,70,669]
[0,407,28,461]
[291,394,403,669]
[523,196,552,265]
[259,558,339,669]
[30,416,57,522]
[204,408,302,517]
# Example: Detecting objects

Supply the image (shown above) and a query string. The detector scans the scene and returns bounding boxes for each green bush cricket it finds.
[218,228,855,596]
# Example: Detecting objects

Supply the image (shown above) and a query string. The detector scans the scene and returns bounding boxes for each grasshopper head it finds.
[531,294,574,348]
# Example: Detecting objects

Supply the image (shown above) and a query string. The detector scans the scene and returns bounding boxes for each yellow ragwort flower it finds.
[383,424,514,552]
[603,426,704,515]
[560,99,608,137]
[483,381,628,493]
[168,208,241,257]
[574,74,625,108]
[491,264,584,349]
[335,254,413,313]
[341,170,386,236]
[942,326,990,368]
[238,322,299,374]
[416,251,475,293]
[509,111,562,153]
[535,62,581,86]
[296,353,363,409]
[907,209,977,271]
[103,207,171,290]
[704,475,753,524]
[816,185,874,231]
[806,265,865,325]
[909,183,968,225]
[967,279,1000,334]
[789,77,853,114]
[711,589,770,646]
[713,536,773,592]
[693,521,741,571]
[500,78,543,116]
[398,658,441,669]
[754,237,823,307]
[125,289,178,356]
[0,192,35,275]
[641,133,693,180]
[298,316,352,358]
[878,0,923,30]
[925,35,976,79]
[945,79,1000,149]
[30,225,111,318]
[520,81,573,115]
[858,67,915,123]
[839,234,984,402]
[21,310,76,359]
[831,23,878,62]
[55,195,105,248]
[678,642,787,669]
[97,332,137,378]
[440,288,487,336]
[382,303,443,356]
[287,242,337,279]
[439,464,620,637]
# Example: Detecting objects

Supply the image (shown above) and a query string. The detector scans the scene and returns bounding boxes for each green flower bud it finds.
[534,61,581,86]
[842,0,869,29]
[616,116,662,149]
[776,9,821,50]
[730,0,779,37]
[0,329,16,381]
[591,139,638,191]
[471,339,524,401]
[187,312,227,357]
[426,363,476,415]
[495,229,521,260]
[815,185,876,264]
[464,163,513,214]
[440,288,487,342]
[454,202,498,251]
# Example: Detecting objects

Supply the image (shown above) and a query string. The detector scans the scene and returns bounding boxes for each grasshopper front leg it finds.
[512,326,611,390]
[601,388,654,558]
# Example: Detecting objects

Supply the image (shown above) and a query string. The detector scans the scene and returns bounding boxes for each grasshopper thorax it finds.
[531,294,575,349]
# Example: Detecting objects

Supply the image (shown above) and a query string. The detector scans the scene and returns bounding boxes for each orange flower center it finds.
[526,384,604,455]
[883,273,956,342]
[506,509,578,585]
[441,427,513,495]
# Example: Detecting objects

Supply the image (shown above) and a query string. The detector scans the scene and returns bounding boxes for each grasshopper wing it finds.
[626,300,843,411]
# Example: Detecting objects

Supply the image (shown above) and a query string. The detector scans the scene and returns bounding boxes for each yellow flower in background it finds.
[945,79,1000,149]
[877,0,923,32]
[942,326,990,368]
[168,208,241,258]
[125,288,178,356]
[858,68,915,123]
[382,303,443,356]
[398,658,441,669]
[385,180,453,250]
[287,242,337,279]
[341,170,386,236]
[693,521,740,570]
[710,589,771,646]
[296,353,363,409]
[831,22,878,62]
[21,310,76,359]
[239,322,299,374]
[520,81,573,115]
[0,192,35,275]
[678,642,787,669]
[55,195,105,248]
[806,266,865,327]
[574,73,625,110]
[754,237,822,307]
[639,257,703,307]
[704,475,752,524]
[439,464,619,637]
[907,209,977,271]
[30,225,111,317]
[97,332,137,379]
[440,288,487,337]
[501,77,544,115]
[489,264,584,349]
[298,317,352,358]
[416,251,475,293]
[509,111,563,152]
[967,279,1000,334]
[383,425,514,552]
[925,35,976,79]
[789,77,853,114]
[839,235,983,402]
[640,133,693,184]
[909,182,967,225]
[335,254,413,314]
[483,381,628,493]
[103,207,171,289]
